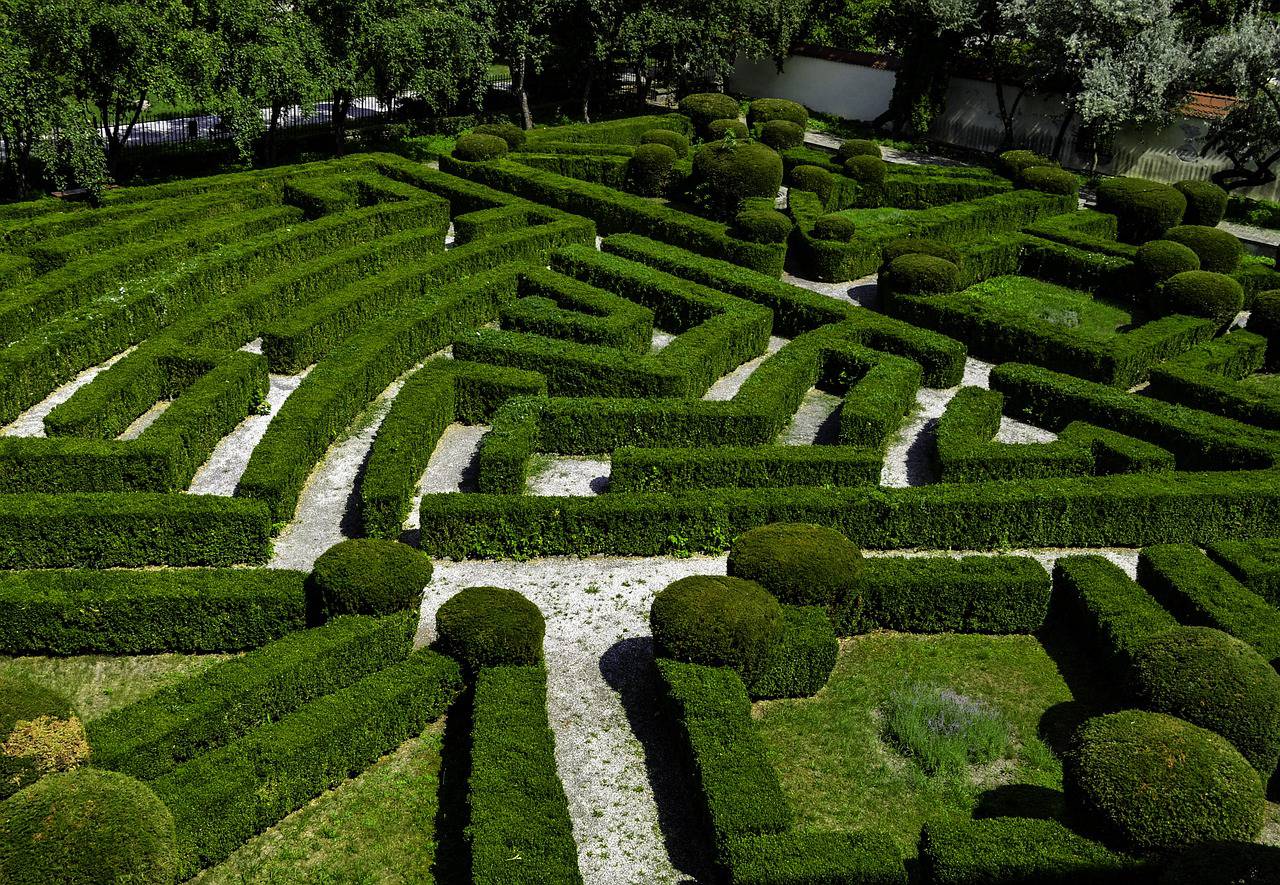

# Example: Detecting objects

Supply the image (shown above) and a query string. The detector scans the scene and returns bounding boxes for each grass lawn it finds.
[961,276,1131,339]
[195,723,446,884]
[753,632,1107,857]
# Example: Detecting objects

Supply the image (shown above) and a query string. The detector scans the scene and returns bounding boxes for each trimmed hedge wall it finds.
[746,605,838,699]
[1206,536,1280,606]
[1146,331,1280,429]
[1052,555,1178,667]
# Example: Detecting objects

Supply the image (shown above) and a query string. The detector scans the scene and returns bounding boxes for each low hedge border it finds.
[502,266,655,353]
[1147,331,1280,429]
[747,605,839,699]
[1053,555,1179,667]
[1206,537,1280,606]
[522,113,691,147]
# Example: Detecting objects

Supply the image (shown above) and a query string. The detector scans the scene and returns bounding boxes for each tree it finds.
[487,0,567,128]
[871,0,979,135]
[1200,8,1280,190]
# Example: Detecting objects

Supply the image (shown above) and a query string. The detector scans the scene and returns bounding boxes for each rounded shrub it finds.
[881,253,961,296]
[1095,177,1187,243]
[472,121,526,151]
[836,138,881,163]
[0,768,177,884]
[747,97,808,129]
[880,236,960,268]
[1136,239,1201,284]
[679,92,741,136]
[628,142,678,197]
[0,677,86,800]
[1129,626,1280,775]
[998,149,1051,179]
[436,586,545,671]
[733,208,792,244]
[692,140,783,214]
[650,575,783,680]
[707,118,749,141]
[307,538,433,620]
[844,155,887,186]
[1019,165,1079,196]
[1163,224,1244,273]
[1161,270,1245,326]
[1160,842,1280,885]
[789,164,834,204]
[727,523,864,608]
[452,133,509,162]
[1064,710,1265,851]
[640,128,690,157]
[811,214,855,242]
[760,119,804,151]
[1175,179,1230,227]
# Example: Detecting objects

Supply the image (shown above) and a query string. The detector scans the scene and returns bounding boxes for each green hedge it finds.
[1146,331,1280,429]
[1052,555,1178,666]
[503,266,655,352]
[1206,536,1280,606]
[524,113,690,146]
[724,830,907,885]
[610,444,882,491]
[746,605,838,699]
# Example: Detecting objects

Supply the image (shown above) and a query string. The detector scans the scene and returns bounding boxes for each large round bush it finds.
[812,214,855,242]
[307,538,433,620]
[1019,165,1078,196]
[472,121,526,151]
[748,98,808,129]
[0,769,177,884]
[640,128,689,157]
[1163,224,1244,273]
[0,677,86,800]
[881,253,961,296]
[650,575,783,680]
[628,142,678,197]
[1064,710,1265,851]
[707,118,749,141]
[760,119,804,151]
[880,237,960,268]
[1129,626,1280,775]
[998,149,1050,179]
[844,155,887,186]
[727,523,864,608]
[1161,270,1245,326]
[436,586,544,671]
[733,208,792,244]
[679,92,741,137]
[836,139,880,163]
[1160,842,1280,885]
[1136,239,1200,284]
[452,133,509,162]
[693,140,783,214]
[789,164,834,204]
[1175,179,1230,227]
[1096,177,1187,243]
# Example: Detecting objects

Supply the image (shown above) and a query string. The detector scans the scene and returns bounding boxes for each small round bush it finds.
[812,214,855,242]
[733,208,792,243]
[727,523,864,608]
[1096,176,1187,243]
[1163,224,1244,273]
[789,164,834,204]
[1175,179,1230,227]
[436,586,544,671]
[881,253,961,296]
[692,140,783,214]
[707,118,749,141]
[679,92,741,136]
[997,149,1050,179]
[1136,239,1201,284]
[880,237,960,268]
[650,575,783,680]
[1160,842,1280,885]
[628,142,678,197]
[1064,710,1265,852]
[1019,165,1079,196]
[0,677,86,800]
[760,119,804,151]
[1130,626,1280,775]
[452,132,509,162]
[307,538,433,620]
[1162,270,1245,326]
[844,155,887,186]
[747,97,808,129]
[836,138,880,163]
[472,121,526,151]
[640,128,689,156]
[0,769,177,884]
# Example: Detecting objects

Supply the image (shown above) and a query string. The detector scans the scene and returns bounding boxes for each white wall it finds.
[731,56,895,123]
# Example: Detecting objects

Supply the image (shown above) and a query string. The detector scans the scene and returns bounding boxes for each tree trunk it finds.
[1051,107,1075,162]
[515,53,533,130]
[580,67,594,123]
[332,91,350,157]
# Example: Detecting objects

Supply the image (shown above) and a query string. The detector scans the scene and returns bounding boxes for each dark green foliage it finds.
[998,149,1051,178]
[694,140,783,214]
[844,154,887,186]
[760,119,804,151]
[733,208,793,244]
[788,164,833,204]
[727,522,863,608]
[1065,710,1264,851]
[880,253,960,296]
[306,539,433,620]
[1163,224,1244,273]
[524,114,690,147]
[1096,177,1187,243]
[469,666,582,885]
[0,769,177,885]
[1175,179,1230,227]
[812,214,855,241]
[651,575,783,681]
[747,98,808,128]
[725,830,907,885]
[436,585,545,671]
[1251,289,1280,369]
[628,142,678,196]
[640,128,690,156]
[880,236,960,267]
[1130,626,1280,775]
[1207,537,1280,606]
[679,92,742,136]
[0,677,75,800]
[1052,555,1178,667]
[454,133,510,162]
[1020,164,1080,195]
[1160,842,1280,885]
[708,118,750,140]
[746,605,838,700]
[1136,239,1200,283]
[473,122,527,151]
[1144,331,1280,429]
[836,139,881,162]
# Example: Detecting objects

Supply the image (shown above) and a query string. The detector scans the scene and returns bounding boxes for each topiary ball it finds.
[0,768,178,884]
[650,575,783,680]
[733,208,793,244]
[998,149,1051,179]
[1160,841,1280,885]
[1019,165,1079,196]
[844,155,887,186]
[727,523,864,608]
[789,164,834,204]
[707,118,749,141]
[692,140,783,215]
[880,253,960,296]
[307,538,433,620]
[880,237,961,268]
[1129,626,1280,776]
[472,121,526,151]
[1096,177,1187,243]
[640,128,690,157]
[1161,270,1245,326]
[836,139,881,163]
[1162,224,1244,274]
[0,677,86,800]
[760,119,805,151]
[436,586,544,671]
[1064,710,1265,852]
[812,214,855,242]
[1175,179,1230,227]
[747,97,808,129]
[679,92,742,137]
[1136,239,1201,284]
[453,133,509,162]
[628,142,678,197]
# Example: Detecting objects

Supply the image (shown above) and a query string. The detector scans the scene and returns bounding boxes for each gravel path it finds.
[1,347,135,437]
[781,272,878,307]
[702,336,788,400]
[528,457,612,496]
[117,400,171,440]
[780,389,843,444]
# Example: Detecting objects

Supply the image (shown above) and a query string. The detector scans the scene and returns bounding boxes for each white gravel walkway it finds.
[779,389,844,445]
[703,335,788,401]
[528,457,612,496]
[1,347,135,437]
[116,401,171,440]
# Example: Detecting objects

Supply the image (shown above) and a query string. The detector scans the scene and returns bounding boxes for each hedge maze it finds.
[2,97,1280,883]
